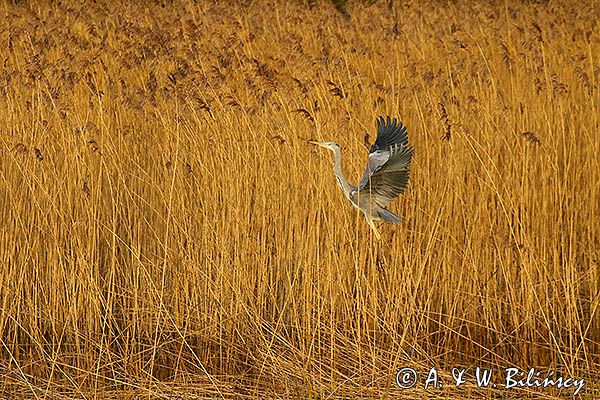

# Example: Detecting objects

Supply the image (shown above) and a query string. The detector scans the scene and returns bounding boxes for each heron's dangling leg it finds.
[366,218,381,240]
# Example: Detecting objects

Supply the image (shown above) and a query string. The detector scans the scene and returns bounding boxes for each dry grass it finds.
[0,0,599,398]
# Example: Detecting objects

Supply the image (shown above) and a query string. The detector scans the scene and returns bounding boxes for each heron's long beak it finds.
[309,141,328,149]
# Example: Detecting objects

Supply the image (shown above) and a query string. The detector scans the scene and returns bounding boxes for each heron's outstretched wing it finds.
[362,145,413,207]
[358,116,413,207]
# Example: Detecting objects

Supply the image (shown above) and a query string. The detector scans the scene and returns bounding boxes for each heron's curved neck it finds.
[331,147,353,197]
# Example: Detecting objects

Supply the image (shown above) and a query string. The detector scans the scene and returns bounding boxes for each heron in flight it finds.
[310,116,413,239]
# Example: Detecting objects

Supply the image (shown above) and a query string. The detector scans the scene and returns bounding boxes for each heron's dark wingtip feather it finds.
[371,115,409,152]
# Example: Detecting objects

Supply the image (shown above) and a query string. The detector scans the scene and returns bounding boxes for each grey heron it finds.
[310,116,413,239]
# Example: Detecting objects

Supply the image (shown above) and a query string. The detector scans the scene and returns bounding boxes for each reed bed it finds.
[0,0,598,398]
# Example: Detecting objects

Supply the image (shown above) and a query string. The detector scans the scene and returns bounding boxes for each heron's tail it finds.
[378,209,401,223]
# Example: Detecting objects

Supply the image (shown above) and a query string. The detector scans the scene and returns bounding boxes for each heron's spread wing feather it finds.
[371,116,409,150]
[363,145,413,207]
[358,117,413,204]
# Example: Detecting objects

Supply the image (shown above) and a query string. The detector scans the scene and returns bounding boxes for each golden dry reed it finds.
[0,0,598,398]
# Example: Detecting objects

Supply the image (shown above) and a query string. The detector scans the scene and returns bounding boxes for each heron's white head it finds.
[309,141,339,151]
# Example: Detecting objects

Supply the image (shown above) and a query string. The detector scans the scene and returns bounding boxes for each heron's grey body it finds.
[310,116,413,239]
